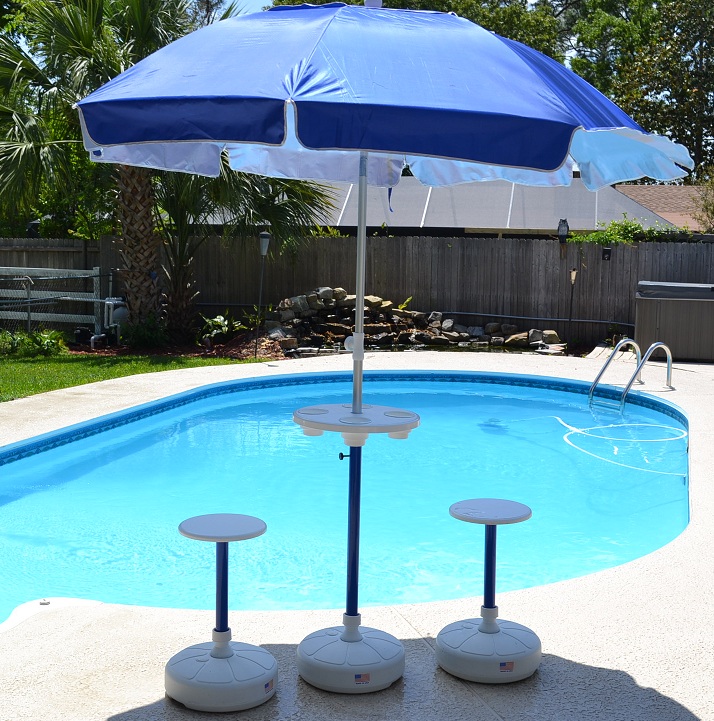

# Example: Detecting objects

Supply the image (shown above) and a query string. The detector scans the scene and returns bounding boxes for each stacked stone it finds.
[265,287,563,354]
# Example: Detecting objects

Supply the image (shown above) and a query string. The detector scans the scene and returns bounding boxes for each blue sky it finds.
[242,0,272,13]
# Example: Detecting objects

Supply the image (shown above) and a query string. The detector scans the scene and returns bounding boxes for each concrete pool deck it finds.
[0,351,712,721]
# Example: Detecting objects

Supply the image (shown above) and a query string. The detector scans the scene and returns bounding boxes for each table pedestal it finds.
[435,499,541,684]
[294,404,417,693]
[164,514,277,712]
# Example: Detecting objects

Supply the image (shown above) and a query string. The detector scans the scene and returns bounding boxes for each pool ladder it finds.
[589,339,674,411]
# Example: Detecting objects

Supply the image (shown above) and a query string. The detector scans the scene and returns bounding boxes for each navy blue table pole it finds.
[216,541,229,632]
[483,524,497,609]
[346,446,362,617]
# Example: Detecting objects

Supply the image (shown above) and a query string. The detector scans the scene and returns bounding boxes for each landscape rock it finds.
[505,332,529,348]
[528,328,544,345]
[267,286,571,356]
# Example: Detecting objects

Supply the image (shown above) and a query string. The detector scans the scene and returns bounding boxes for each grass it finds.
[0,354,245,402]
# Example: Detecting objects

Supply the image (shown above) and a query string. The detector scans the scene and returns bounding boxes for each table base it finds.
[165,629,277,712]
[436,607,541,684]
[297,614,404,694]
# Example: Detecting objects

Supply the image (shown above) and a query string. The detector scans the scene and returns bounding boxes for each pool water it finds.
[0,371,689,622]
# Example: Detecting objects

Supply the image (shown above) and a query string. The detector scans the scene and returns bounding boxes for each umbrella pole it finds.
[345,447,362,617]
[345,151,368,618]
[351,151,368,415]
[294,152,409,693]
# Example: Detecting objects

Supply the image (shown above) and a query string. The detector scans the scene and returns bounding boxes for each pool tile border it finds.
[0,370,687,466]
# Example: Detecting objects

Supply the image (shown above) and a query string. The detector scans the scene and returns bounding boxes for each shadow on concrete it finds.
[107,639,698,721]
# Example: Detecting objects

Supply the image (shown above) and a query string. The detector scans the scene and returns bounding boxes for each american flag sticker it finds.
[355,673,371,685]
[500,662,515,672]
[264,678,274,693]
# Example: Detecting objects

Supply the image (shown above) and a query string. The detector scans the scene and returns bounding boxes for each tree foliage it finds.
[563,0,713,177]
[693,168,714,233]
[154,157,333,340]
[0,0,333,336]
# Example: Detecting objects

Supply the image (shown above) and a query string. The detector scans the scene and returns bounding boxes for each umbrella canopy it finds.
[76,3,692,190]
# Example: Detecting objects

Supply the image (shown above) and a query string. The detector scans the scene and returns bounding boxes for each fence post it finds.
[22,276,33,332]
[93,267,102,333]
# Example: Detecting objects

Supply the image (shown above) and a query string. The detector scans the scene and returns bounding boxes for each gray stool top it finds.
[449,499,532,525]
[179,513,266,542]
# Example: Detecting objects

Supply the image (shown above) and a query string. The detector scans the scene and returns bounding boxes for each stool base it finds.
[165,629,277,712]
[436,609,541,684]
[297,614,404,694]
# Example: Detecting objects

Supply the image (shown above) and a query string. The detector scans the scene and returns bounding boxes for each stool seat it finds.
[165,513,277,712]
[179,513,266,542]
[436,498,541,684]
[450,498,532,525]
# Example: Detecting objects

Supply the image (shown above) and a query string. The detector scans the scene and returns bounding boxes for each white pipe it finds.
[420,187,432,228]
[506,182,515,229]
[352,152,368,414]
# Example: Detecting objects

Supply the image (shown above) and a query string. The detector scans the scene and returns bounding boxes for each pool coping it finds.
[0,351,711,721]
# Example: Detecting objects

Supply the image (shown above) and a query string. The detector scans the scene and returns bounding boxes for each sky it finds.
[241,0,272,14]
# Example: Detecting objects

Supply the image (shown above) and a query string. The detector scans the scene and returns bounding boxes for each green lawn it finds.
[0,354,245,402]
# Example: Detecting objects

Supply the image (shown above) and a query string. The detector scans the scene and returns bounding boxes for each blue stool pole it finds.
[346,446,362,617]
[483,524,497,609]
[216,541,229,632]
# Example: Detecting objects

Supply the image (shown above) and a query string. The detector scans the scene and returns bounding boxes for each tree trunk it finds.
[115,165,164,324]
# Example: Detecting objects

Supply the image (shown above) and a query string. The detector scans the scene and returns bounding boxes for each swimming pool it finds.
[0,371,689,623]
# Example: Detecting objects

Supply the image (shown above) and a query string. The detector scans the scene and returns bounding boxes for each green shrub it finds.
[0,329,67,357]
[574,215,692,245]
[121,314,169,348]
[199,311,245,346]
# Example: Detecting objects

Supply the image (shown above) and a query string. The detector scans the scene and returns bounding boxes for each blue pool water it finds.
[0,371,689,623]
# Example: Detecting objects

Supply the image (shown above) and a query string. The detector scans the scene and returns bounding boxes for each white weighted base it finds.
[297,614,404,693]
[436,607,541,684]
[165,629,277,712]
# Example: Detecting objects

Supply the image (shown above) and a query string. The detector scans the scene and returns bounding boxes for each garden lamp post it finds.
[568,267,578,354]
[254,231,271,358]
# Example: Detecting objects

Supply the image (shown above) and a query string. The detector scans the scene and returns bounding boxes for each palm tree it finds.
[154,158,333,341]
[0,0,193,326]
[1,0,335,335]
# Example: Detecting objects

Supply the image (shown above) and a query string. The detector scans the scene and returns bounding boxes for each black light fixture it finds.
[254,230,271,358]
[602,247,612,261]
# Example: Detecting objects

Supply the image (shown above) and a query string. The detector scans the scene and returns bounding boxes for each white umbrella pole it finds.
[351,151,368,414]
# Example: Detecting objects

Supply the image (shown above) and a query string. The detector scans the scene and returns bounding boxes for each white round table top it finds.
[178,513,266,542]
[449,498,532,525]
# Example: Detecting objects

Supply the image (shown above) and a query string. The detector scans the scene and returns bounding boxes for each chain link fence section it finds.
[0,267,105,334]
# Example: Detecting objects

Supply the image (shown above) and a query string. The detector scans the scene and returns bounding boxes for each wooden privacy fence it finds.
[0,237,99,270]
[182,236,714,347]
[3,235,714,348]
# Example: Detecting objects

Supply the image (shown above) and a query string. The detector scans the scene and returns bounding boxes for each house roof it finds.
[615,185,703,231]
[316,176,673,235]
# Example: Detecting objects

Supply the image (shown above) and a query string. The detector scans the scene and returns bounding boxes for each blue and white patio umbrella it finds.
[76,1,693,695]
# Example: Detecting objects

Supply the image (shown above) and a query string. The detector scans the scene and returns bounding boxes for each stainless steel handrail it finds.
[620,342,674,410]
[588,338,642,404]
